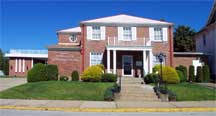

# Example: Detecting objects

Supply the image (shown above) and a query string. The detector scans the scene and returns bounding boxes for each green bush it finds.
[46,64,58,81]
[27,63,48,82]
[189,65,195,82]
[101,73,117,82]
[153,65,180,84]
[175,65,187,82]
[203,65,210,82]
[60,76,69,81]
[104,87,114,101]
[196,66,203,82]
[71,70,79,81]
[176,70,184,82]
[95,64,105,71]
[81,65,103,82]
[144,73,158,84]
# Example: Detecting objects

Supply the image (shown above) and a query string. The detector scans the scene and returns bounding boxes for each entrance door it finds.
[122,55,133,76]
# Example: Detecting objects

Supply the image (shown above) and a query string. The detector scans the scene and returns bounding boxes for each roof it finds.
[81,14,173,25]
[173,52,209,56]
[57,27,81,33]
[5,49,48,58]
[206,0,216,26]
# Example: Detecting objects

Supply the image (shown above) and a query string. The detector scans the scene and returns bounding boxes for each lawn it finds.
[0,81,114,101]
[167,82,216,101]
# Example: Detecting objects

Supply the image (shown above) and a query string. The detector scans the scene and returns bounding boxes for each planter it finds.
[159,93,169,102]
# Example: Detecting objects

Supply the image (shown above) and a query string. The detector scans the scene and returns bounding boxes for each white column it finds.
[15,58,17,72]
[149,50,153,73]
[22,59,25,72]
[143,50,146,76]
[107,50,110,73]
[113,50,116,74]
[31,58,33,68]
[18,59,21,72]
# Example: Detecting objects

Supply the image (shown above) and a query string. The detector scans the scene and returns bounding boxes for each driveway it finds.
[0,78,26,91]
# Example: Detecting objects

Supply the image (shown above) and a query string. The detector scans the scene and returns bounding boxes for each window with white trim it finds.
[90,52,103,66]
[154,28,163,40]
[92,26,101,40]
[123,27,132,40]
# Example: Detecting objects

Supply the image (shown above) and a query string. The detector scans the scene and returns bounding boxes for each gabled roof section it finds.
[57,27,81,33]
[206,0,216,26]
[81,14,173,25]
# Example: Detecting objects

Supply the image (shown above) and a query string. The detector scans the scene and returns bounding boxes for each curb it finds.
[0,106,216,112]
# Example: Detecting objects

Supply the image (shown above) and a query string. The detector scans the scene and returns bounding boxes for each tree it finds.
[174,25,196,52]
[0,49,3,70]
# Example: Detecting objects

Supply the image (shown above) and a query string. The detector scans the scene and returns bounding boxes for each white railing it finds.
[107,37,151,46]
[10,49,48,54]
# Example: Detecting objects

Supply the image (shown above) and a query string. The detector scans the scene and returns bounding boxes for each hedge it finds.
[175,65,187,82]
[189,65,195,82]
[144,73,158,84]
[46,64,58,81]
[71,70,79,81]
[176,70,184,82]
[196,66,203,82]
[153,65,180,84]
[81,65,103,82]
[101,73,117,82]
[203,65,210,82]
[27,63,48,82]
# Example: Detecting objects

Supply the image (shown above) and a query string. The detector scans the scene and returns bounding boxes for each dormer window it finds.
[69,34,77,42]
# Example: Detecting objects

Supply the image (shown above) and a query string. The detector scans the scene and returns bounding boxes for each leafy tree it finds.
[174,25,196,52]
[2,58,9,75]
[0,49,3,70]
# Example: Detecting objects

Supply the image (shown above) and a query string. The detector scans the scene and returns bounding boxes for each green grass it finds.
[0,81,114,101]
[167,82,216,101]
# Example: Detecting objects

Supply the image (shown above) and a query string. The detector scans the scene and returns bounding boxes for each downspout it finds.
[169,26,173,67]
[81,24,85,72]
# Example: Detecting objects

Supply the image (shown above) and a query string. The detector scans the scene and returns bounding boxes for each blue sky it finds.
[0,0,214,52]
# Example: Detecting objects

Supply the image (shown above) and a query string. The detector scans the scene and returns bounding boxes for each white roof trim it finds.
[81,14,173,25]
[174,52,205,55]
[5,53,48,58]
[57,27,81,33]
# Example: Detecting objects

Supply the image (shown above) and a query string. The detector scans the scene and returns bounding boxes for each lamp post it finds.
[156,53,166,91]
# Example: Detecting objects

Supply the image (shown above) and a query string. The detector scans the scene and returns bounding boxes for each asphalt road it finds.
[0,109,216,116]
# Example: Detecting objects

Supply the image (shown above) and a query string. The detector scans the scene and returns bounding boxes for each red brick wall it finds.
[57,33,81,44]
[9,58,32,77]
[48,50,81,77]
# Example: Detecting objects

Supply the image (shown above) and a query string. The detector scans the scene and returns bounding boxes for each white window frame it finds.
[69,34,77,42]
[123,27,132,41]
[90,52,103,66]
[92,26,101,40]
[154,27,163,41]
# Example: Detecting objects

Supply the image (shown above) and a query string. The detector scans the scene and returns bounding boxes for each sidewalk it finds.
[0,99,216,112]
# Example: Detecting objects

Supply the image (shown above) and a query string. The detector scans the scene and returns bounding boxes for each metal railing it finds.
[107,37,151,46]
[9,49,48,54]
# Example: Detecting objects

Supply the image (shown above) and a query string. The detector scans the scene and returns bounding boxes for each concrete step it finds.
[119,93,157,98]
[117,96,159,102]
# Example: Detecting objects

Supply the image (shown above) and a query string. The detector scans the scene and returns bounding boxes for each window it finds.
[154,28,163,40]
[92,26,101,40]
[69,35,77,42]
[123,27,132,40]
[153,55,165,67]
[203,34,206,46]
[90,52,103,66]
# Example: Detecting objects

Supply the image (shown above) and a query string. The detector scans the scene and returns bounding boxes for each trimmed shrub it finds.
[153,65,180,84]
[203,65,210,82]
[104,87,114,101]
[176,70,184,82]
[60,75,69,81]
[81,65,103,82]
[46,64,58,81]
[189,65,195,82]
[71,70,79,81]
[175,65,187,82]
[96,64,105,71]
[196,66,203,82]
[101,73,117,82]
[144,73,158,84]
[27,63,48,82]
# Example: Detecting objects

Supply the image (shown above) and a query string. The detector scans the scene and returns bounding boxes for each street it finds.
[0,109,215,116]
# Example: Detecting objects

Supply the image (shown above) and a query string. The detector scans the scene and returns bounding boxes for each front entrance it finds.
[122,55,133,76]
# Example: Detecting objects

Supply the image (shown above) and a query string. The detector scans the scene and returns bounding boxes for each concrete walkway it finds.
[0,78,26,91]
[0,99,215,109]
